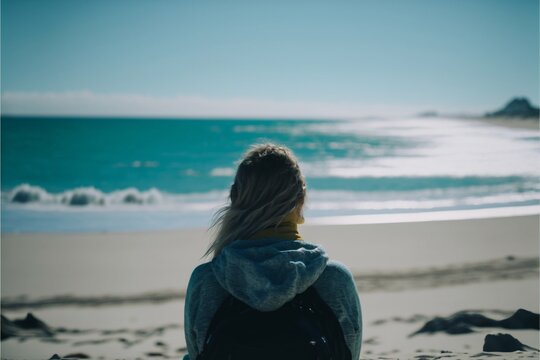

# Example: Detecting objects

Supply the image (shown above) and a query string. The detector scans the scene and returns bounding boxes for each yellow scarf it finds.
[249,213,302,240]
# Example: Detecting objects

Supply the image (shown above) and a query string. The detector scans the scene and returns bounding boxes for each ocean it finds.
[1,116,539,232]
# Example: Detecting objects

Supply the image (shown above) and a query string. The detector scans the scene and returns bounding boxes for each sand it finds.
[478,117,539,130]
[1,215,539,359]
[455,115,539,130]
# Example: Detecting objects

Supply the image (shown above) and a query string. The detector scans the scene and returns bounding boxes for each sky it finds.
[1,0,539,117]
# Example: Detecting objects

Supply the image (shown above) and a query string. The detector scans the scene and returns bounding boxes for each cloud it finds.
[1,91,428,118]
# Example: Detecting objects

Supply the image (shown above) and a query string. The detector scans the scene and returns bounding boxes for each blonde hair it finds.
[206,143,306,258]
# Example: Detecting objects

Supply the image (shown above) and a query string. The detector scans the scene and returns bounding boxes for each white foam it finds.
[307,193,540,211]
[7,184,54,203]
[6,183,539,212]
[6,184,167,207]
[301,117,540,179]
[210,167,235,177]
[308,205,540,225]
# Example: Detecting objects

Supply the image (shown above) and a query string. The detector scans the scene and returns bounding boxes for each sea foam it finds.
[8,184,53,204]
[7,184,164,207]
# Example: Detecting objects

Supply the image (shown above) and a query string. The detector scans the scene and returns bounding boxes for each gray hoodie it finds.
[184,238,362,359]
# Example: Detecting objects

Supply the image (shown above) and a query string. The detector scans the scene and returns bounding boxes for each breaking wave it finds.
[3,182,539,232]
[6,184,165,207]
[4,181,539,212]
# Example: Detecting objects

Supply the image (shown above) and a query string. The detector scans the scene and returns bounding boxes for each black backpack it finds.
[196,286,351,360]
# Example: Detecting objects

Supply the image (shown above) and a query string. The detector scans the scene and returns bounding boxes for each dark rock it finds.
[1,313,54,340]
[486,97,540,118]
[64,353,91,359]
[499,308,540,330]
[2,315,19,340]
[483,333,526,352]
[411,313,486,336]
[445,322,475,334]
[470,352,500,357]
[13,313,53,333]
[411,308,539,336]
[49,355,62,360]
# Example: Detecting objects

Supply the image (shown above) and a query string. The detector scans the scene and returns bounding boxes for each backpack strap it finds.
[293,286,352,360]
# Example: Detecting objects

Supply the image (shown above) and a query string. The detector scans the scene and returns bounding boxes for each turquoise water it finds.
[1,117,413,193]
[2,116,539,232]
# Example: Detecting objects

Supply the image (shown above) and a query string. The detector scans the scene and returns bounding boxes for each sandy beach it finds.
[456,115,540,131]
[2,0,539,358]
[1,214,539,359]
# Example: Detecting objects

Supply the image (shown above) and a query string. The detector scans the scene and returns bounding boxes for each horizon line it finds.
[0,90,497,119]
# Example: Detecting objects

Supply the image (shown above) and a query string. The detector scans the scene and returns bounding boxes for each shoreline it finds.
[477,117,539,130]
[452,115,539,130]
[309,204,540,225]
[2,204,539,235]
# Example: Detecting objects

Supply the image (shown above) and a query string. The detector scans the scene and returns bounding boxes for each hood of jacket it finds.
[211,238,328,311]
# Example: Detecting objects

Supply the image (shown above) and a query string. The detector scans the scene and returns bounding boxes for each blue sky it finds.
[1,0,539,117]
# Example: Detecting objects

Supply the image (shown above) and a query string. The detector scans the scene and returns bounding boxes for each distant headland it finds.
[485,97,540,119]
[416,97,539,130]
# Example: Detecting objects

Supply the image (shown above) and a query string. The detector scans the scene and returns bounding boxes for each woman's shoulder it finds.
[314,259,356,291]
[186,261,227,304]
[321,260,354,280]
[188,262,216,287]
[190,262,213,278]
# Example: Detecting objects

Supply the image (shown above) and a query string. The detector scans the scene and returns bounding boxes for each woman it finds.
[183,143,362,359]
